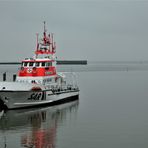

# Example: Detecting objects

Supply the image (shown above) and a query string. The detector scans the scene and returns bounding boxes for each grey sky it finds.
[0,1,148,62]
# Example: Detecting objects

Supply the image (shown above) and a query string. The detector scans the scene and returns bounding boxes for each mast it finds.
[51,33,54,52]
[35,33,39,58]
[35,22,56,56]
[51,33,56,53]
[36,33,39,50]
[43,21,47,45]
[43,21,46,33]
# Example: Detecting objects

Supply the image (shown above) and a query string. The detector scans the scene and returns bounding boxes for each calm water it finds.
[1,62,148,147]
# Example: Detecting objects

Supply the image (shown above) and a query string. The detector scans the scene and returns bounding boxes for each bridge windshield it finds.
[22,61,52,67]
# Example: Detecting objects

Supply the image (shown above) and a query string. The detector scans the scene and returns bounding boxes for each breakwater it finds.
[0,60,87,65]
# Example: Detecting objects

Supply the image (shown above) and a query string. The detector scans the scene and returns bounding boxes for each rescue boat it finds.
[0,22,79,109]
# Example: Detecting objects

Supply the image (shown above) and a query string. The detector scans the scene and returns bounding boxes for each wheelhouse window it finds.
[29,62,34,67]
[41,62,45,67]
[46,62,52,67]
[33,62,52,67]
[35,62,40,67]
[24,62,28,67]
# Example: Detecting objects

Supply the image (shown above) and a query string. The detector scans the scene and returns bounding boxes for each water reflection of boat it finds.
[0,100,79,148]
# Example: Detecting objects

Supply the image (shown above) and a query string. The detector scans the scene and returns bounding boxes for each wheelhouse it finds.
[21,61,53,67]
[18,59,56,77]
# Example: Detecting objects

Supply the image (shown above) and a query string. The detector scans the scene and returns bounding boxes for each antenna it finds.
[36,33,39,50]
[43,21,46,33]
[43,21,47,44]
[51,33,54,49]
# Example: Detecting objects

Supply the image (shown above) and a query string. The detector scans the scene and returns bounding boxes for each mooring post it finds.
[3,72,6,81]
[13,74,16,82]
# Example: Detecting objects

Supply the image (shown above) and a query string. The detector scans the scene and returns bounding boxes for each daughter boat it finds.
[0,22,79,109]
